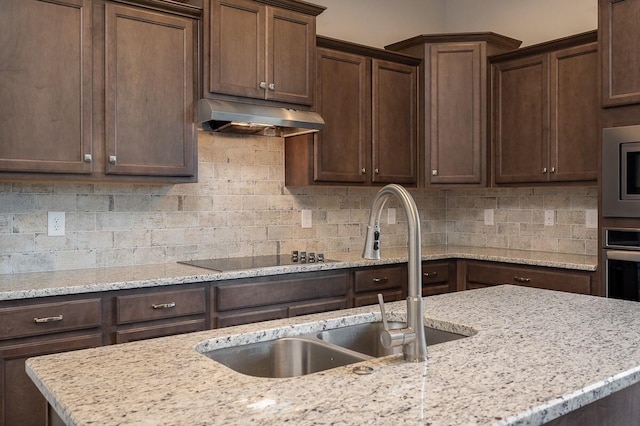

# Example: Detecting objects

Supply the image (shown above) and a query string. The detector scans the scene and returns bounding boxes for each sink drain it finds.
[352,365,374,375]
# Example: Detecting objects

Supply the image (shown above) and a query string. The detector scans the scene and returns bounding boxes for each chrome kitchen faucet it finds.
[363,184,428,362]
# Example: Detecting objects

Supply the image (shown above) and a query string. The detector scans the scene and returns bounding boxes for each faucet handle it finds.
[377,293,406,349]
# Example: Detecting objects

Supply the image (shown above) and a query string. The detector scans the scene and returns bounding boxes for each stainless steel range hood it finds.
[197,98,324,137]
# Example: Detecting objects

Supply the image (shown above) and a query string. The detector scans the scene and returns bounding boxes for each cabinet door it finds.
[549,43,599,182]
[210,0,265,99]
[267,7,315,105]
[314,48,369,183]
[429,43,484,184]
[600,0,640,106]
[0,0,92,174]
[372,59,418,184]
[0,333,102,426]
[493,54,549,183]
[104,3,196,177]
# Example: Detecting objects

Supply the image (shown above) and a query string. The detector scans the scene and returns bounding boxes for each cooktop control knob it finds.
[317,253,325,262]
[300,251,307,263]
[291,250,299,262]
[308,252,316,263]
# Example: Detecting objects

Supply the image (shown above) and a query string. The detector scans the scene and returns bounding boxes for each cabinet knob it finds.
[84,154,92,163]
[361,168,366,174]
[550,166,556,173]
[374,168,379,174]
[259,81,267,89]
[432,169,438,176]
[268,83,275,91]
[109,156,117,164]
[542,167,547,173]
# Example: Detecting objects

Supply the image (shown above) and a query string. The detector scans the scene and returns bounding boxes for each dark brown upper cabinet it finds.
[600,0,640,107]
[386,33,521,187]
[206,0,324,106]
[102,2,197,178]
[491,31,598,184]
[0,0,93,175]
[284,36,419,186]
[0,0,200,183]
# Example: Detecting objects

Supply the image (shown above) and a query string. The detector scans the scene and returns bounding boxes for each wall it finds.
[313,0,597,47]
[0,133,596,274]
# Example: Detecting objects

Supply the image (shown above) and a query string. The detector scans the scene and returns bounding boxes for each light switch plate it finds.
[301,210,312,228]
[48,211,65,236]
[484,209,494,226]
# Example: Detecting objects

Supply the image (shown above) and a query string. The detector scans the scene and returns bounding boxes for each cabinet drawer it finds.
[421,262,450,285]
[355,289,403,307]
[0,299,102,341]
[288,297,348,317]
[467,262,591,294]
[216,271,348,311]
[217,306,288,328]
[116,288,206,325]
[115,318,206,344]
[354,265,404,293]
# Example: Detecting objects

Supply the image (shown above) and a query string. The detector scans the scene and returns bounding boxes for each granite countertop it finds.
[26,285,640,425]
[0,246,597,301]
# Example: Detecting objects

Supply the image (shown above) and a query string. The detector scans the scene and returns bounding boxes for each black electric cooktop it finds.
[179,254,333,272]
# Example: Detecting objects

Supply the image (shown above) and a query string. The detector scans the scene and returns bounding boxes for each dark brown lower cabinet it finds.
[354,264,406,307]
[1,333,103,426]
[465,261,593,294]
[422,260,456,296]
[214,271,350,328]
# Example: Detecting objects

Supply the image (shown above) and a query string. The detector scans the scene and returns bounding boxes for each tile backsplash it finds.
[0,133,597,274]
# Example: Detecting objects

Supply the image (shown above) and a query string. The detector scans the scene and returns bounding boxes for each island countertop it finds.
[26,285,640,426]
[0,245,597,301]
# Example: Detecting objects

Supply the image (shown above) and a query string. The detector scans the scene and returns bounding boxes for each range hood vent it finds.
[197,98,324,137]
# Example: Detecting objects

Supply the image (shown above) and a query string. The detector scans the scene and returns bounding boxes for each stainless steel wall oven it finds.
[604,227,640,301]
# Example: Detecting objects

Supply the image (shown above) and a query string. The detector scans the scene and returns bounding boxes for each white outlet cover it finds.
[301,210,312,228]
[544,210,555,227]
[586,209,598,229]
[388,208,396,225]
[484,209,494,226]
[48,211,65,236]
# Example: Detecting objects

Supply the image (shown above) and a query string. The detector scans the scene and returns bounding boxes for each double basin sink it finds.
[200,321,466,378]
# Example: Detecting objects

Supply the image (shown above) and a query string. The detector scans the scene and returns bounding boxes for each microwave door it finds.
[621,144,640,200]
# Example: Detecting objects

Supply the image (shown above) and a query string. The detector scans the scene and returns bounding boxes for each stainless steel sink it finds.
[316,321,466,357]
[202,337,369,378]
[201,321,467,378]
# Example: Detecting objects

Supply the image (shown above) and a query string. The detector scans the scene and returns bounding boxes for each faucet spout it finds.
[363,184,427,362]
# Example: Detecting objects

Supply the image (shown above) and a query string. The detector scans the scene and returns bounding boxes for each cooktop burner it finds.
[179,254,332,272]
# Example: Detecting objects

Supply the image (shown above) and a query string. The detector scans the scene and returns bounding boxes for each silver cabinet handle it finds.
[423,271,438,277]
[152,302,176,310]
[84,154,92,162]
[432,170,438,176]
[542,167,547,173]
[361,168,366,174]
[109,156,117,164]
[550,166,556,173]
[513,276,531,283]
[374,168,379,174]
[372,277,388,284]
[268,83,275,91]
[34,315,63,323]
[259,82,267,89]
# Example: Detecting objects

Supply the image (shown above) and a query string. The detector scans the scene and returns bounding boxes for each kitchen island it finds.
[26,285,640,425]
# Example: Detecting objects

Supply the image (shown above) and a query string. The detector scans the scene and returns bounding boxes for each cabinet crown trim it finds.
[317,35,421,66]
[252,0,326,16]
[385,32,522,51]
[489,30,597,62]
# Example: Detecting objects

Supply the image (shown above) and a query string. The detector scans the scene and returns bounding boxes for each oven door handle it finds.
[605,250,640,262]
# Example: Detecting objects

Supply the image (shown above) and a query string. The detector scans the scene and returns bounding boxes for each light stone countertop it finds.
[26,285,640,426]
[0,246,597,301]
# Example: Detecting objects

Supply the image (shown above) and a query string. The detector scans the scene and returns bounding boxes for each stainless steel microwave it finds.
[602,125,640,217]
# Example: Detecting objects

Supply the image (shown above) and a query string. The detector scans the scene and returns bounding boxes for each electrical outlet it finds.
[544,210,555,227]
[388,208,396,225]
[484,209,494,226]
[301,210,312,228]
[48,211,65,236]
[586,209,598,229]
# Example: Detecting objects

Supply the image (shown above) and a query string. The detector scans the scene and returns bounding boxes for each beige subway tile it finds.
[96,248,134,267]
[35,233,77,251]
[166,212,200,228]
[0,234,35,253]
[77,231,114,249]
[12,252,55,273]
[134,246,168,264]
[56,250,97,271]
[0,194,35,213]
[114,230,151,248]
[530,237,558,252]
[150,229,186,246]
[558,239,586,255]
[13,213,47,233]
[0,215,11,233]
